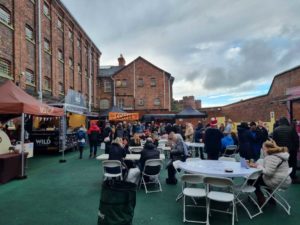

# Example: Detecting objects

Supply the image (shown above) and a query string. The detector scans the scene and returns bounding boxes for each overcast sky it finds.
[62,0,300,107]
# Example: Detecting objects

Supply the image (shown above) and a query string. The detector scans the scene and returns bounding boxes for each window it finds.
[25,69,35,85]
[138,99,144,106]
[122,79,127,87]
[57,18,63,30]
[59,82,64,93]
[115,80,122,87]
[85,69,88,77]
[117,98,124,109]
[43,2,50,17]
[25,25,34,41]
[58,49,63,61]
[77,38,81,49]
[86,76,89,91]
[44,77,51,90]
[84,46,87,55]
[68,29,73,41]
[69,58,73,69]
[96,79,100,86]
[44,38,50,52]
[104,80,111,92]
[77,64,81,74]
[137,78,144,87]
[0,5,11,25]
[150,78,156,87]
[100,99,110,110]
[154,98,160,106]
[0,58,11,77]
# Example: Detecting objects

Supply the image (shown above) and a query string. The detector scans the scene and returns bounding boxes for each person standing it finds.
[185,123,194,142]
[76,125,86,159]
[194,122,204,158]
[103,122,112,154]
[273,117,299,182]
[87,122,101,158]
[204,118,223,160]
[237,122,254,160]
[249,122,260,161]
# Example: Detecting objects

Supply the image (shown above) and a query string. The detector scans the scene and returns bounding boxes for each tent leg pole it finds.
[59,114,66,163]
[19,113,27,179]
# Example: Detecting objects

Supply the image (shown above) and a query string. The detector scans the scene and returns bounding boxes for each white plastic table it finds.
[96,153,165,161]
[179,159,259,178]
[185,142,205,148]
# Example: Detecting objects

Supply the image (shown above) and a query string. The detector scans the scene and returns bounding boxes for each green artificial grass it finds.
[0,147,300,225]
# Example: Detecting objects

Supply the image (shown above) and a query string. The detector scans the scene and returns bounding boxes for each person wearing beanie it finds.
[254,139,291,206]
[204,117,223,160]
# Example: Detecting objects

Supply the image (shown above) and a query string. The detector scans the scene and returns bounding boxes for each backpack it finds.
[78,130,85,140]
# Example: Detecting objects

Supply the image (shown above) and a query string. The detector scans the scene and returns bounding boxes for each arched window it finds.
[0,5,11,25]
[25,24,34,41]
[25,69,35,85]
[100,99,110,109]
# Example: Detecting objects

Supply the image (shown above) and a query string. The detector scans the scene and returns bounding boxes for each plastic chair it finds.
[139,159,163,194]
[223,145,238,157]
[102,160,123,180]
[181,174,206,223]
[260,167,293,215]
[173,160,184,201]
[234,170,263,219]
[129,147,143,154]
[219,156,236,162]
[203,176,237,225]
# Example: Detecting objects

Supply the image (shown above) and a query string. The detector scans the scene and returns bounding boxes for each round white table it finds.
[179,159,259,178]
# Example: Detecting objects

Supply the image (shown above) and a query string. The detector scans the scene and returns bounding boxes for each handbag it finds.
[104,136,110,143]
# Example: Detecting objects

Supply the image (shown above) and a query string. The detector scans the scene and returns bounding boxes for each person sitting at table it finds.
[204,117,223,160]
[166,133,188,185]
[123,137,135,169]
[254,139,291,206]
[130,133,141,146]
[108,137,127,176]
[138,137,160,172]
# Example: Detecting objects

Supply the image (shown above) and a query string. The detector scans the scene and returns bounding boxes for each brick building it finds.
[0,0,101,111]
[98,55,174,116]
[201,65,300,123]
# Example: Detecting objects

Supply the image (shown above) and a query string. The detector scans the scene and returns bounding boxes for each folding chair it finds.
[219,156,236,162]
[223,145,238,157]
[102,160,123,180]
[234,170,263,219]
[129,147,143,154]
[204,176,237,225]
[181,174,206,223]
[260,168,293,215]
[173,160,184,201]
[139,159,163,193]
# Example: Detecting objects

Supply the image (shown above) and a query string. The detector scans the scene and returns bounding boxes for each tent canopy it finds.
[176,106,207,118]
[0,80,64,116]
[100,106,126,117]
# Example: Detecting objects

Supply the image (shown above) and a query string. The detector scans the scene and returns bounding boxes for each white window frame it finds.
[100,99,110,109]
[104,80,112,92]
[0,5,11,25]
[25,69,35,85]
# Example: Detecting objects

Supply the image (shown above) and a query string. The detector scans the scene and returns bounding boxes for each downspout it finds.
[168,77,171,111]
[112,77,116,106]
[163,71,165,109]
[37,0,43,101]
[88,46,92,112]
[133,61,136,109]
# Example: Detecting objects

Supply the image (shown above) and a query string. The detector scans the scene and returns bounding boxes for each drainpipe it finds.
[88,46,92,112]
[37,0,43,101]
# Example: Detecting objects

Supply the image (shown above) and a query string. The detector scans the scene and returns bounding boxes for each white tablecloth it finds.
[179,159,259,177]
[96,153,165,161]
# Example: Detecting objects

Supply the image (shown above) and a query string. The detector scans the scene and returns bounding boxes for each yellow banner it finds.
[109,112,139,121]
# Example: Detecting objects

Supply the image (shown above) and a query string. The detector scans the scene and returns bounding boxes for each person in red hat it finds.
[204,117,224,159]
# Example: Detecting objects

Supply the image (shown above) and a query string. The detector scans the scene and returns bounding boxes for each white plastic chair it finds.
[129,147,143,154]
[260,167,293,215]
[204,176,237,225]
[173,160,184,201]
[223,145,238,157]
[234,170,263,219]
[139,159,163,194]
[102,160,123,180]
[219,156,236,162]
[181,174,206,223]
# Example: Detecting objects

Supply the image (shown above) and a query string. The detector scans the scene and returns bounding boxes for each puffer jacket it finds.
[262,151,291,189]
[273,125,299,153]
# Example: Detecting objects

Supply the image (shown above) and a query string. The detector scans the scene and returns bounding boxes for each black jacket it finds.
[139,142,160,171]
[273,125,299,153]
[237,126,254,159]
[108,143,126,163]
[204,128,223,155]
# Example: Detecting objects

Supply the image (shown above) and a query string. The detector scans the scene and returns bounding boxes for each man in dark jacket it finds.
[139,138,160,179]
[194,122,204,159]
[204,118,223,160]
[237,122,254,160]
[273,117,299,182]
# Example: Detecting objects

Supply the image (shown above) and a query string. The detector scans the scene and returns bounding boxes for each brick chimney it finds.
[118,54,126,66]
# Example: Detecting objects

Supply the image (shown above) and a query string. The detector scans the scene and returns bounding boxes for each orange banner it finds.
[109,112,139,121]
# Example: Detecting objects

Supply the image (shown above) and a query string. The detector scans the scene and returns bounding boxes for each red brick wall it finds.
[202,66,300,122]
[0,0,101,110]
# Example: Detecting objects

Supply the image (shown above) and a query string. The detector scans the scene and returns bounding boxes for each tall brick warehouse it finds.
[99,55,174,116]
[0,0,101,111]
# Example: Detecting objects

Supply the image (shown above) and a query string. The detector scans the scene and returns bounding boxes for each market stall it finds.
[0,80,64,177]
[176,106,207,126]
